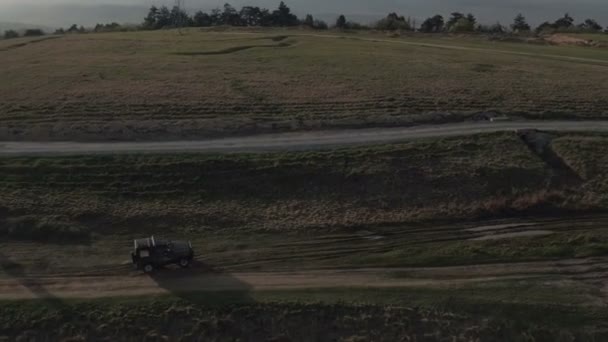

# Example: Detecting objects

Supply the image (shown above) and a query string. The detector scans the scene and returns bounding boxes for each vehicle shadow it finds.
[148,260,255,306]
[0,252,67,307]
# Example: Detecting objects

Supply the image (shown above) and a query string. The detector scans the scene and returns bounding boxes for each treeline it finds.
[53,23,133,35]
[2,2,607,40]
[143,2,322,30]
[3,29,44,39]
[140,3,605,34]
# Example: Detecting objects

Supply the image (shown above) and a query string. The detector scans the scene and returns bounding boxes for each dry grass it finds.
[3,295,602,342]
[0,133,544,234]
[1,29,608,140]
[1,132,605,241]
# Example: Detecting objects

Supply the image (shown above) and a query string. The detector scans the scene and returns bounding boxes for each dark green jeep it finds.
[131,236,194,273]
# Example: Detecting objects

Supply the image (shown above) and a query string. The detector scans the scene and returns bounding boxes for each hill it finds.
[1,29,608,141]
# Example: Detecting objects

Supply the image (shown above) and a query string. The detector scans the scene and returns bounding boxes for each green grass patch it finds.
[1,285,607,341]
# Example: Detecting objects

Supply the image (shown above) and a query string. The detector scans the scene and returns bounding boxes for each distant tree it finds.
[108,22,121,31]
[578,18,603,32]
[446,12,465,29]
[210,8,222,26]
[67,24,79,33]
[375,12,411,31]
[240,6,259,26]
[420,15,444,33]
[94,22,121,33]
[157,6,172,28]
[144,6,159,29]
[78,25,86,33]
[450,18,475,32]
[511,13,531,32]
[554,13,574,28]
[535,21,555,34]
[24,29,44,37]
[54,28,65,35]
[258,8,274,26]
[171,5,193,27]
[3,30,19,39]
[271,1,299,26]
[335,15,347,29]
[447,13,476,32]
[303,14,314,27]
[193,11,212,27]
[222,3,242,26]
[346,21,369,30]
[313,19,328,30]
[477,22,505,34]
[466,13,477,26]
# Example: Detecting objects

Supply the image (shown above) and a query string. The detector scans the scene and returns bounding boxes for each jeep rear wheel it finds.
[143,264,154,273]
[179,258,190,268]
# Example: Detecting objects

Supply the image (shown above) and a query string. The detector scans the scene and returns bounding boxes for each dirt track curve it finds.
[2,121,608,155]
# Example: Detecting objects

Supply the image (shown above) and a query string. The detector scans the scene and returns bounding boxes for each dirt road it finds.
[1,257,607,300]
[1,121,608,156]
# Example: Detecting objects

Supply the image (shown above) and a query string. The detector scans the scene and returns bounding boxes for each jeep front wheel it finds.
[179,258,190,268]
[143,264,154,273]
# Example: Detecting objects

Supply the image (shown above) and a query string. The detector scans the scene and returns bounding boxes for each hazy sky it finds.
[1,0,607,28]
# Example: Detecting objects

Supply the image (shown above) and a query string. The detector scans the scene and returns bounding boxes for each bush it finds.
[375,13,412,31]
[23,29,44,37]
[450,17,475,32]
[94,22,122,33]
[3,30,19,39]
[420,15,444,33]
[313,19,328,30]
[477,23,506,34]
[345,21,370,30]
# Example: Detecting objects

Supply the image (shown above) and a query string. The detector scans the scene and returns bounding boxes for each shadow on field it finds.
[148,260,255,305]
[174,42,292,56]
[0,36,62,52]
[0,252,66,307]
[518,130,583,185]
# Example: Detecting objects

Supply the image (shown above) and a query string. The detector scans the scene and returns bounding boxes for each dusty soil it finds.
[545,34,597,47]
[0,268,521,300]
[2,256,608,302]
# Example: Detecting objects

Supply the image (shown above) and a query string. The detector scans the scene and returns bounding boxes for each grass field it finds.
[4,28,608,340]
[3,132,608,339]
[4,286,607,341]
[1,29,608,140]
[2,132,608,273]
[0,132,590,238]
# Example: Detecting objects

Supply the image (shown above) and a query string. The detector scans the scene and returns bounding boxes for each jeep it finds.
[131,236,194,273]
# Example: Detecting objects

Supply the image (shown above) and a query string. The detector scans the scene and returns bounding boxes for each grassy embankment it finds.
[2,133,608,340]
[2,132,608,273]
[2,283,608,341]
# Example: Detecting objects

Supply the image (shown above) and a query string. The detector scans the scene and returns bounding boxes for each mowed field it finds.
[1,29,608,141]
